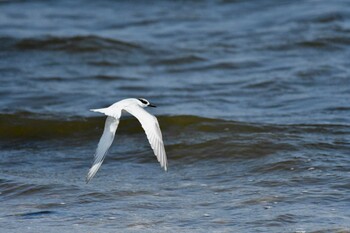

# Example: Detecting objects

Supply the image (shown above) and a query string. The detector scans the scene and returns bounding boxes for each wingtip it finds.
[86,169,96,184]
[85,174,92,184]
[85,168,95,184]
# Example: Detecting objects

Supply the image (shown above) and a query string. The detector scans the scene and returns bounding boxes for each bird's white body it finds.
[86,98,167,183]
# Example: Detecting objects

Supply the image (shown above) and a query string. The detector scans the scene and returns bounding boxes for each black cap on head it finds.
[138,98,148,104]
[138,98,156,107]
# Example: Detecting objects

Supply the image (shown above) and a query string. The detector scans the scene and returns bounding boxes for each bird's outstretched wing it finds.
[86,116,120,183]
[124,105,168,171]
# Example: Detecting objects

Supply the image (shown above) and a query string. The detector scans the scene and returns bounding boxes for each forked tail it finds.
[90,108,108,114]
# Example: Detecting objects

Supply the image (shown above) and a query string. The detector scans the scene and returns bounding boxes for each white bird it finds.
[86,98,167,183]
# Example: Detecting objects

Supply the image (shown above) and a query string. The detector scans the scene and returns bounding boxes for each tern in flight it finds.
[86,98,167,183]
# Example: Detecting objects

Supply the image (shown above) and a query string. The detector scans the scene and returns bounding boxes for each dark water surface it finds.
[1,0,350,232]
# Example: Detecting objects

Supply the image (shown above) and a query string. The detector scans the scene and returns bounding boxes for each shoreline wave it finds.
[1,113,348,140]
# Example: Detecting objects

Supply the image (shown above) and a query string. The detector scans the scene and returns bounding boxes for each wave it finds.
[266,33,350,51]
[0,113,226,140]
[1,35,141,53]
[1,113,348,141]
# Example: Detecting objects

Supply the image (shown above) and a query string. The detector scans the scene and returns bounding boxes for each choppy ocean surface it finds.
[1,0,350,232]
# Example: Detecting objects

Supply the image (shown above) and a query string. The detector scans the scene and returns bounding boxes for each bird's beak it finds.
[148,104,157,108]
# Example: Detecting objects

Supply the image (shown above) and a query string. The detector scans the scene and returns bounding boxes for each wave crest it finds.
[13,36,141,53]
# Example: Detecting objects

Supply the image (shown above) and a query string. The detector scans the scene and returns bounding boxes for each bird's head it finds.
[137,98,156,108]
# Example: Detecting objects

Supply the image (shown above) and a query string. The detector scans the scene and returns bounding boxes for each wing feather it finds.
[86,116,120,183]
[124,105,168,171]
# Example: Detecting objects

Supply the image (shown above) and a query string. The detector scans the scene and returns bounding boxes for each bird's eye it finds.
[138,98,148,104]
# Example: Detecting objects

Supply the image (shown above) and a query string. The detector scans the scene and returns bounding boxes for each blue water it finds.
[1,0,350,232]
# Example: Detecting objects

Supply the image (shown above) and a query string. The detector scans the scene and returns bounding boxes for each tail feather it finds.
[90,108,108,114]
[90,107,121,119]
